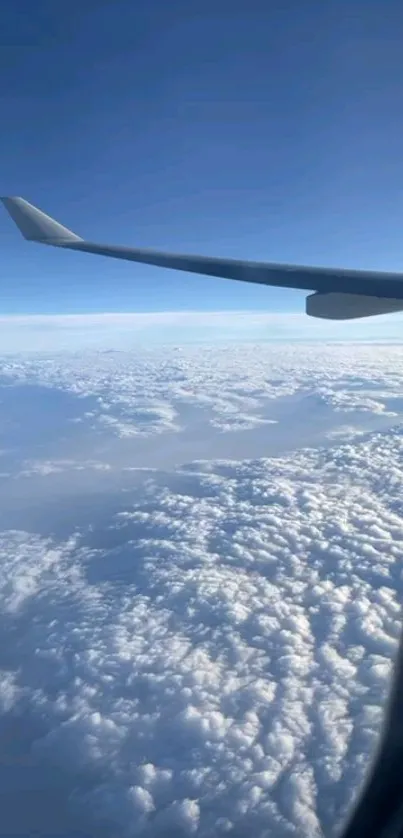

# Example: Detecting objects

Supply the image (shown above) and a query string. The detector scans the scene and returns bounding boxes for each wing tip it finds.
[1,195,82,243]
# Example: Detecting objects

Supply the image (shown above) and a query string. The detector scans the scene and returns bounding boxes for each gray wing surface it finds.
[3,196,403,319]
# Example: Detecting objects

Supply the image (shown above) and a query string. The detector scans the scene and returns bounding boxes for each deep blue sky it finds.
[1,0,403,314]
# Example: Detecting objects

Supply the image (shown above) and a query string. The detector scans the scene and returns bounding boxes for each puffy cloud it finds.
[1,427,403,835]
[1,343,403,835]
[3,343,403,449]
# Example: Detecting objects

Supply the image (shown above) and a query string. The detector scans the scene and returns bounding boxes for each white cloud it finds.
[1,430,403,834]
[1,343,403,835]
[18,458,112,476]
[3,343,403,454]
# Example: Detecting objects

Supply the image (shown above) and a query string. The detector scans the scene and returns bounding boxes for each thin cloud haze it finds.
[1,311,403,353]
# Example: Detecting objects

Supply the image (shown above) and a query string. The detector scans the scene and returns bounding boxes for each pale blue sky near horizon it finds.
[2,0,403,325]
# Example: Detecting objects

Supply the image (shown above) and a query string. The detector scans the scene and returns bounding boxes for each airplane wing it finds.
[2,195,403,320]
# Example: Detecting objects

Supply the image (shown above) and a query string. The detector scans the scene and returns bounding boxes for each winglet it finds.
[0,196,82,244]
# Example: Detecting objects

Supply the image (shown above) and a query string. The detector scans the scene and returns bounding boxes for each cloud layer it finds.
[0,343,403,836]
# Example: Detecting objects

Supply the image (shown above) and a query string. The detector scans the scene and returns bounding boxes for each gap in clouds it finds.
[0,381,402,523]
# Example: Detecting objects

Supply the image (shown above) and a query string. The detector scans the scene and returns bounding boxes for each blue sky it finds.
[1,0,403,317]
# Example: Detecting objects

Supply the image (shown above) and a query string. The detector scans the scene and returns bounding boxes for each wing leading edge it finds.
[2,196,403,320]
